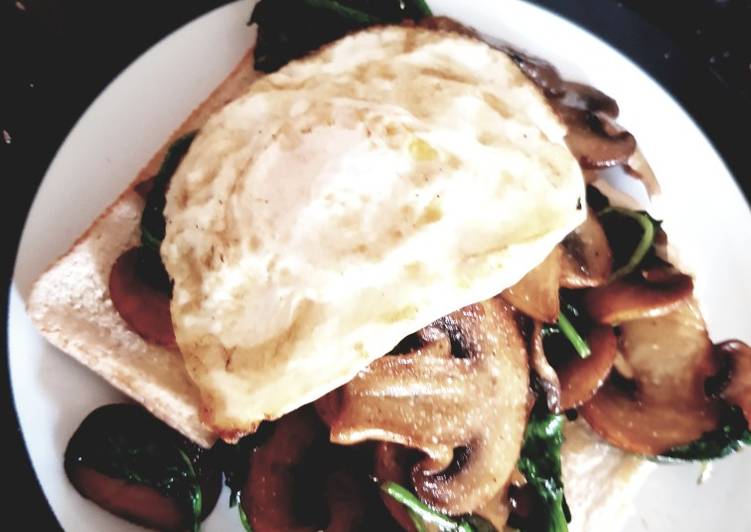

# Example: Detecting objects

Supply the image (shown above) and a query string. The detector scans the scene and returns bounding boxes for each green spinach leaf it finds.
[515,401,569,532]
[249,0,433,72]
[64,404,218,530]
[381,481,475,531]
[140,131,197,252]
[660,405,751,462]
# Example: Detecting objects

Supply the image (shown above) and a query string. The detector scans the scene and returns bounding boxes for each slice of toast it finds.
[26,50,260,448]
[25,46,653,530]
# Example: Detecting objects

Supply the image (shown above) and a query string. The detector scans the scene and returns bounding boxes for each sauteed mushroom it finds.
[559,82,619,117]
[240,407,366,532]
[556,104,637,169]
[580,300,720,454]
[322,299,530,515]
[716,341,751,427]
[502,247,562,323]
[528,320,562,413]
[507,50,565,96]
[373,443,419,532]
[559,209,613,289]
[584,267,693,325]
[65,404,221,532]
[557,327,617,410]
[109,247,176,349]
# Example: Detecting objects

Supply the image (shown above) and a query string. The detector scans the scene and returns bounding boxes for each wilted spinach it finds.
[140,130,197,252]
[64,404,219,531]
[515,401,569,532]
[660,405,751,462]
[249,0,433,72]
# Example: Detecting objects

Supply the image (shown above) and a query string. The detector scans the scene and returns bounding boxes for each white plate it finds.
[9,1,751,531]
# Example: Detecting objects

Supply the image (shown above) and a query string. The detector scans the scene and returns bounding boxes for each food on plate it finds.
[64,404,222,531]
[162,21,585,440]
[24,1,750,531]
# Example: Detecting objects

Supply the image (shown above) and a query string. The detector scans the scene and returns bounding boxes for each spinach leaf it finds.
[381,481,474,531]
[380,481,500,531]
[555,310,590,359]
[64,404,220,530]
[597,206,664,279]
[236,492,254,531]
[660,405,751,462]
[140,131,197,252]
[515,401,569,532]
[249,0,433,72]
[542,296,594,365]
[177,449,203,532]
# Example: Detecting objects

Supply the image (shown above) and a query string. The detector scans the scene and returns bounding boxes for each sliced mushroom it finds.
[560,209,613,289]
[555,104,637,169]
[579,387,719,455]
[583,268,693,325]
[625,148,661,197]
[325,471,368,532]
[475,486,512,531]
[560,82,619,118]
[716,341,751,428]
[68,467,187,531]
[557,327,617,410]
[580,299,721,454]
[505,49,565,96]
[109,247,176,349]
[323,298,530,515]
[241,407,366,532]
[64,404,222,532]
[620,298,718,406]
[502,247,562,323]
[529,320,562,413]
[373,443,419,532]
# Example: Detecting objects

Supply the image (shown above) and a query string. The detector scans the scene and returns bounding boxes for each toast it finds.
[26,50,260,448]
[25,48,653,531]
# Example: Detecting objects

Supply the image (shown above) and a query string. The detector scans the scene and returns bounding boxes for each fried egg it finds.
[162,25,586,439]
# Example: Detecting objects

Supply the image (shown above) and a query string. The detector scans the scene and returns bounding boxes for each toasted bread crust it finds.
[27,50,259,447]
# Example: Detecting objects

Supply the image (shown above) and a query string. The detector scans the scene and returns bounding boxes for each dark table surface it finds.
[2,0,750,529]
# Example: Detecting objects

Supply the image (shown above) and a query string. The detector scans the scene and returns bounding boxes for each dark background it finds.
[2,0,749,529]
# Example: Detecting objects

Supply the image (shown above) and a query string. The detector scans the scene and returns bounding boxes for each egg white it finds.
[162,25,586,437]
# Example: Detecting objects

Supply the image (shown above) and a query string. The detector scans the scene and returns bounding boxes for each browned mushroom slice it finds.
[68,468,187,531]
[560,209,613,289]
[325,471,368,532]
[529,320,562,413]
[716,341,751,427]
[555,104,637,169]
[241,407,365,532]
[583,268,694,325]
[373,443,419,532]
[504,49,565,96]
[558,327,617,410]
[475,486,512,531]
[580,299,721,454]
[373,442,512,531]
[579,387,719,455]
[502,247,562,323]
[625,149,661,197]
[109,247,176,349]
[560,82,619,117]
[326,298,530,515]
